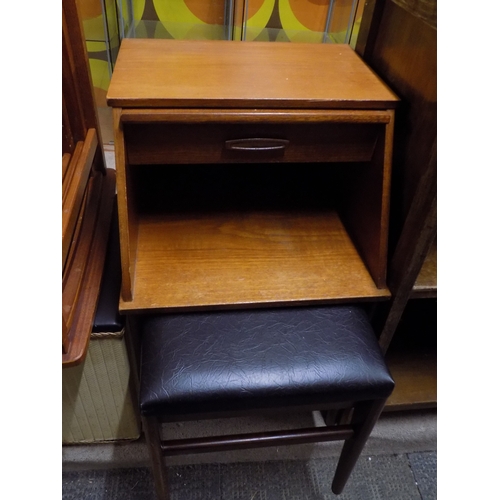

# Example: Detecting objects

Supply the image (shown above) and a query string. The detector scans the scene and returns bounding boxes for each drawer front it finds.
[124,122,382,165]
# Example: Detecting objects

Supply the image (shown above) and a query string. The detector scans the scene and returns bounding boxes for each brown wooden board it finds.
[107,40,398,110]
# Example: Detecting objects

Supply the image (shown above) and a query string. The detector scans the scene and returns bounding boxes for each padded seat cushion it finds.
[139,306,394,418]
[93,199,123,333]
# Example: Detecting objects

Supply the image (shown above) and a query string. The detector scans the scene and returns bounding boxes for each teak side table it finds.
[107,39,399,314]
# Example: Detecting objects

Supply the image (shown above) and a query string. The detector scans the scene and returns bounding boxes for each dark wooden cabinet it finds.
[357,0,437,410]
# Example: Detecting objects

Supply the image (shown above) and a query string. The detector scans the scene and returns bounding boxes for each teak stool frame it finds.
[142,398,388,498]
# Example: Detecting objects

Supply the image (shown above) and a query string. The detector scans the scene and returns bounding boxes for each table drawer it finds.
[124,122,382,165]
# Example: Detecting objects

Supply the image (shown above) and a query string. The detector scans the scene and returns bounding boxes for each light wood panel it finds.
[62,129,97,267]
[119,210,390,313]
[114,107,137,302]
[63,170,116,367]
[384,350,437,410]
[120,109,393,124]
[107,40,398,110]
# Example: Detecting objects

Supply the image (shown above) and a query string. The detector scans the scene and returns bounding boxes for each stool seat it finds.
[140,306,394,418]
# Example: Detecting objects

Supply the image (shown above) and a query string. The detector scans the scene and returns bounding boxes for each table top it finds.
[107,39,399,110]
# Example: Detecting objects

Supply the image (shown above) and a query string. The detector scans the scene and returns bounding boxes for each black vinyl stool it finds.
[139,306,394,498]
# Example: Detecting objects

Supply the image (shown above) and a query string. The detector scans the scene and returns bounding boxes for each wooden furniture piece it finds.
[106,38,400,497]
[138,306,394,498]
[62,0,116,366]
[356,0,437,410]
[107,39,399,313]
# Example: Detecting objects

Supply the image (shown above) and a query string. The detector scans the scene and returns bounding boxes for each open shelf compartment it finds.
[384,298,437,410]
[118,159,391,312]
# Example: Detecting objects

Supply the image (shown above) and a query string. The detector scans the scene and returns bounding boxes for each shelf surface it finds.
[412,240,437,298]
[120,210,390,312]
[385,350,437,411]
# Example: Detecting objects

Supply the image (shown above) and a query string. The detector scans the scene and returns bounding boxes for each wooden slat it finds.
[62,153,72,186]
[62,141,83,203]
[62,173,103,337]
[62,177,88,281]
[62,94,75,155]
[107,40,399,109]
[120,210,390,313]
[62,128,98,268]
[63,169,116,367]
[120,109,393,124]
[62,315,70,355]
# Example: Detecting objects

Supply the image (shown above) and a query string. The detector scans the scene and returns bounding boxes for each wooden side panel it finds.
[62,173,103,335]
[62,170,116,366]
[377,139,436,352]
[358,0,436,233]
[114,108,137,302]
[62,129,98,267]
[335,110,394,289]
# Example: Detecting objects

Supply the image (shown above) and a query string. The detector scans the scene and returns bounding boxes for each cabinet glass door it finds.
[117,0,233,40]
[116,0,363,44]
[239,0,362,45]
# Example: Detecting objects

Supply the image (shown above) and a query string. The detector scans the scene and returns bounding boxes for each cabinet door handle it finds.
[225,138,290,151]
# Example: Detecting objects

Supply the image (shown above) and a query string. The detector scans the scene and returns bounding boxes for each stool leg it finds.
[331,398,387,494]
[142,416,170,500]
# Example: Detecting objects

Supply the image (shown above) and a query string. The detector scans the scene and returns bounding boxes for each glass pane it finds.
[326,0,363,45]
[118,0,231,40]
[241,0,361,44]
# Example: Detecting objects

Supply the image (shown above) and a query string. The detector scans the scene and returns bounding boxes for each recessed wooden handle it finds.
[225,138,290,152]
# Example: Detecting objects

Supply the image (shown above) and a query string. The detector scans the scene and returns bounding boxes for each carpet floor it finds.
[62,451,436,500]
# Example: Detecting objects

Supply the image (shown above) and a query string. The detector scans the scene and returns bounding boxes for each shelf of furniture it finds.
[107,39,398,313]
[384,349,436,411]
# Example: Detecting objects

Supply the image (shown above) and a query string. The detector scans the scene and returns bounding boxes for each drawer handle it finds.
[225,138,290,152]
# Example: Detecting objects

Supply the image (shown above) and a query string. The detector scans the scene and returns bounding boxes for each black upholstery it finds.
[139,306,394,418]
[93,198,123,333]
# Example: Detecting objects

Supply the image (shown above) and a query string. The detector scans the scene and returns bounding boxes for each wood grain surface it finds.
[124,120,381,165]
[62,170,116,367]
[107,39,398,109]
[109,40,397,309]
[119,210,390,312]
[385,350,436,410]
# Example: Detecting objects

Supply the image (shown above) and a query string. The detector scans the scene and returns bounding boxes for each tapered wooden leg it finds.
[331,399,387,494]
[142,416,170,500]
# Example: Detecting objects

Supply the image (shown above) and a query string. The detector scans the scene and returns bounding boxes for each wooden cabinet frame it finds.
[107,40,399,313]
